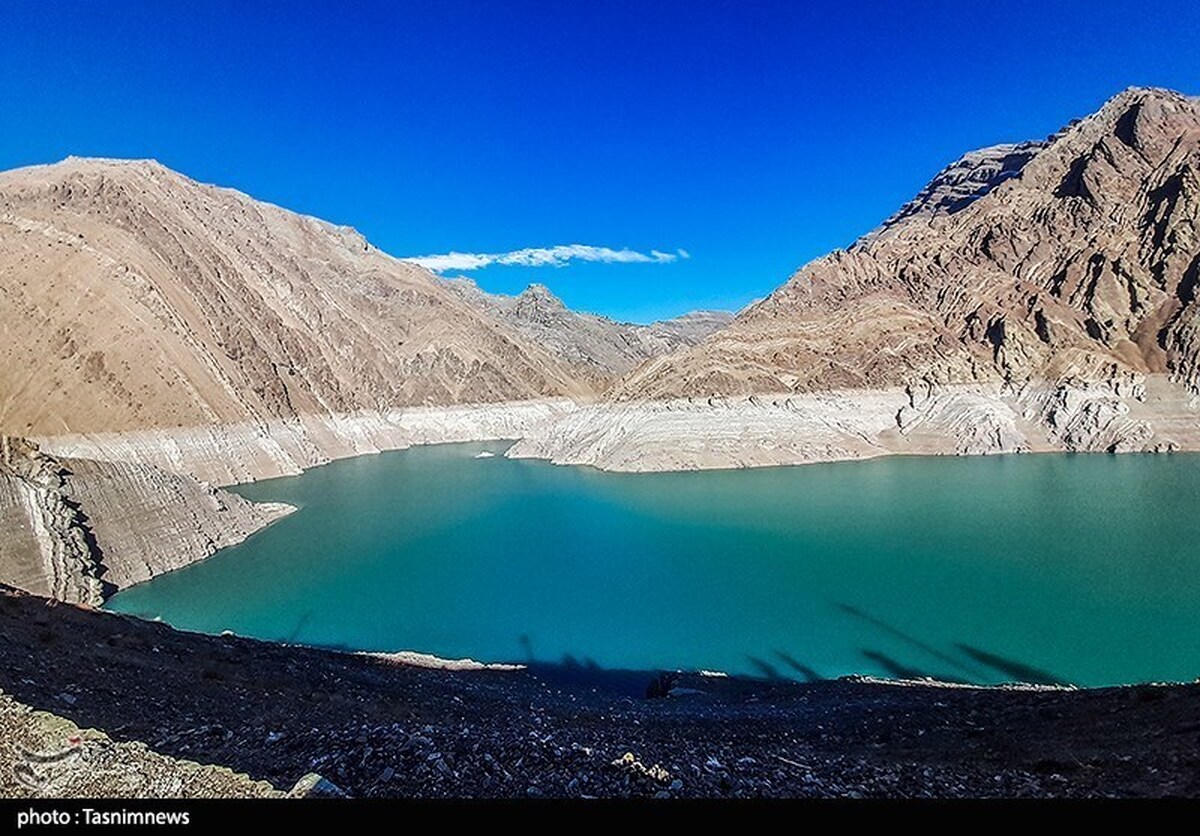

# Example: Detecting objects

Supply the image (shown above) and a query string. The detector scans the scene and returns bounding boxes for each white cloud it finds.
[404,244,690,273]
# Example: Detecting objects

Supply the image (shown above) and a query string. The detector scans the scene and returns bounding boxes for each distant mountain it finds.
[0,157,592,438]
[443,278,732,382]
[613,87,1200,401]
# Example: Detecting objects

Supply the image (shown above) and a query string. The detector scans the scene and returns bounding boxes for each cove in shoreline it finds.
[106,442,1200,688]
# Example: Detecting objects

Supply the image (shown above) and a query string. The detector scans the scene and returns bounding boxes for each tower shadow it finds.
[955,644,1067,686]
[835,602,990,680]
[746,655,786,681]
[771,650,822,682]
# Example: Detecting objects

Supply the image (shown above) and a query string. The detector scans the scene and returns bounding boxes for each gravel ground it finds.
[2,586,1199,799]
[0,692,278,798]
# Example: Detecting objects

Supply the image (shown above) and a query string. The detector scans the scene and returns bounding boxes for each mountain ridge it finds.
[510,86,1200,471]
[0,155,593,438]
[442,277,733,382]
[610,86,1200,401]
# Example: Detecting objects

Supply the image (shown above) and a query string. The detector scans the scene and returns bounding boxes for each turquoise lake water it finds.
[106,444,1200,687]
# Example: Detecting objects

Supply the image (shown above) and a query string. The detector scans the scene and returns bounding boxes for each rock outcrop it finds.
[0,437,103,604]
[0,436,291,603]
[62,457,293,591]
[443,278,732,381]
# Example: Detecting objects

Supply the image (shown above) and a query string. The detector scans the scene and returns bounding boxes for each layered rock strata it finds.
[0,436,291,604]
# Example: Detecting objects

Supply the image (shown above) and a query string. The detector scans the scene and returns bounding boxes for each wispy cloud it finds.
[404,244,690,273]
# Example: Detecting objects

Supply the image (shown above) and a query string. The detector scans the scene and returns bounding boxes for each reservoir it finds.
[106,443,1200,687]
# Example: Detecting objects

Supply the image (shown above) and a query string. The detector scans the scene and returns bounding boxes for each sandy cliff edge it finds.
[32,398,580,486]
[507,376,1199,472]
[0,436,294,605]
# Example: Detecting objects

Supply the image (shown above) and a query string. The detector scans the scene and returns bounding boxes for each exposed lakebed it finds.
[107,444,1200,687]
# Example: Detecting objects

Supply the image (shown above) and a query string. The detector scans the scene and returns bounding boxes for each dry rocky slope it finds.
[3,586,1199,799]
[0,156,598,488]
[0,691,280,799]
[511,87,1200,470]
[0,156,593,437]
[443,277,732,382]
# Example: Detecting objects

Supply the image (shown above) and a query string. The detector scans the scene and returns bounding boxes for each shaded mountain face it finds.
[0,158,592,436]
[874,141,1047,232]
[614,88,1200,401]
[443,278,733,381]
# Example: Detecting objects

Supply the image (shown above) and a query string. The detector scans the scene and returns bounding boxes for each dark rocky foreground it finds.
[1,586,1199,799]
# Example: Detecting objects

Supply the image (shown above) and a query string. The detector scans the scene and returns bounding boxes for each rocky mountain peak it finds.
[1033,87,1200,186]
[515,283,567,314]
[440,279,732,380]
[874,141,1047,234]
[611,86,1200,401]
[869,87,1199,242]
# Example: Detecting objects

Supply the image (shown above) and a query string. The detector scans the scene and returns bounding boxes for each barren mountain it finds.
[0,157,592,439]
[613,87,1200,401]
[873,140,1048,232]
[443,278,732,380]
[511,88,1200,470]
[0,157,605,598]
[645,309,737,342]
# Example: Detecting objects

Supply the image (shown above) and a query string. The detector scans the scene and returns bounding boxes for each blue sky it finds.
[3,2,1199,322]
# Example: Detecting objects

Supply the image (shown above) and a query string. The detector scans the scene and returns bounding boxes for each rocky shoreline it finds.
[32,377,1200,489]
[3,376,1198,605]
[0,400,575,603]
[2,586,1198,799]
[32,399,579,486]
[509,375,1197,472]
[0,437,292,606]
